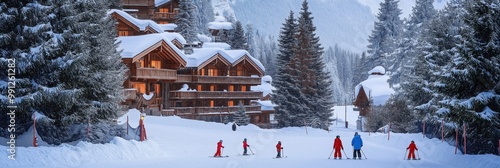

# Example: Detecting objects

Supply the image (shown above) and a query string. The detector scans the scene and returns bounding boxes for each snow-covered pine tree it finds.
[175,0,198,43]
[435,0,500,154]
[193,0,214,34]
[295,0,333,129]
[245,23,254,53]
[388,0,436,87]
[366,0,403,75]
[0,0,54,138]
[229,21,247,49]
[272,11,306,128]
[233,101,250,126]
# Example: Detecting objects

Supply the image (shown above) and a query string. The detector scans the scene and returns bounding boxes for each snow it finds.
[187,48,265,72]
[108,9,164,33]
[142,92,154,100]
[202,42,231,50]
[3,108,499,168]
[368,65,386,75]
[158,23,177,32]
[155,0,171,7]
[178,84,196,92]
[355,67,395,105]
[116,33,187,61]
[251,75,275,97]
[208,21,233,30]
[161,32,186,44]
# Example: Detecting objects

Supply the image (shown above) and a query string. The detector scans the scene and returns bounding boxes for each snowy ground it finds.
[1,106,499,168]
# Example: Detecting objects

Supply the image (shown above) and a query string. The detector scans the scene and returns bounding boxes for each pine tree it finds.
[193,0,214,34]
[175,0,198,43]
[229,21,247,49]
[366,0,403,70]
[233,101,250,126]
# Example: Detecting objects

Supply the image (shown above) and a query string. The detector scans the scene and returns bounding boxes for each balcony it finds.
[132,68,177,80]
[167,106,262,116]
[169,91,263,99]
[121,0,149,6]
[152,12,176,20]
[176,75,261,85]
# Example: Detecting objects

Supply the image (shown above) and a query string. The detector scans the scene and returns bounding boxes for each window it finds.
[197,85,202,91]
[200,69,205,76]
[210,85,215,91]
[154,84,161,96]
[210,100,214,107]
[208,69,218,76]
[228,85,234,92]
[132,83,146,94]
[158,21,169,24]
[118,31,129,36]
[228,100,234,106]
[237,66,244,76]
[139,59,145,68]
[241,85,246,92]
[151,60,161,69]
[159,8,169,13]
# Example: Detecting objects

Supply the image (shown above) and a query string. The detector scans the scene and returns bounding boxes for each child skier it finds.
[351,132,363,159]
[214,140,225,157]
[333,135,344,159]
[406,140,418,160]
[243,138,250,155]
[276,141,283,158]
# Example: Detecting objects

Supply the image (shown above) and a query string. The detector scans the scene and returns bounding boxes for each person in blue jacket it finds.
[351,132,363,159]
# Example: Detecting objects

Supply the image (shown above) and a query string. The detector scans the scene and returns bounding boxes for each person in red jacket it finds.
[243,138,250,155]
[406,140,418,160]
[333,135,344,159]
[276,141,283,158]
[214,140,225,157]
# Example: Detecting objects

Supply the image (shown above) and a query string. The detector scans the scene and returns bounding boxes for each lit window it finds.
[159,8,169,13]
[200,69,205,76]
[210,85,215,91]
[228,101,234,106]
[132,83,146,93]
[197,85,202,91]
[208,69,218,76]
[158,21,169,24]
[151,60,161,69]
[241,86,246,92]
[210,100,214,107]
[229,85,234,92]
[118,31,129,36]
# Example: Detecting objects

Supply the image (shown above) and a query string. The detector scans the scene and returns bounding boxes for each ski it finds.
[209,156,229,158]
[272,156,287,159]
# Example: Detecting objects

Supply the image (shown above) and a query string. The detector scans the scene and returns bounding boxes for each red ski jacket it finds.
[217,141,224,149]
[276,143,282,152]
[407,142,418,151]
[334,138,343,150]
[243,141,249,148]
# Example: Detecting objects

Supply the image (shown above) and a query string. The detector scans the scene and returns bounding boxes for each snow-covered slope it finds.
[214,0,375,53]
[2,108,499,168]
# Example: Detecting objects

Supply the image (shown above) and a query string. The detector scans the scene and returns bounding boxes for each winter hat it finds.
[354,132,358,136]
[336,135,340,138]
[244,138,247,141]
[278,141,281,144]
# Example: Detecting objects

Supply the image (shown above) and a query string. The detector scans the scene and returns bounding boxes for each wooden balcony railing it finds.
[176,75,261,84]
[121,0,149,6]
[169,91,263,99]
[123,89,137,100]
[168,105,262,116]
[132,68,177,80]
[152,12,176,20]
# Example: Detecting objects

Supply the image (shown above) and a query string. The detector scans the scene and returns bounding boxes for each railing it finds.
[152,12,176,20]
[123,89,137,100]
[133,68,177,80]
[169,91,263,99]
[121,0,149,6]
[167,105,261,116]
[176,75,261,84]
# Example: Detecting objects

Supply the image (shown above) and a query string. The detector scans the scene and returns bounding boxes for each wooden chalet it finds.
[121,0,179,24]
[353,85,370,116]
[112,10,270,127]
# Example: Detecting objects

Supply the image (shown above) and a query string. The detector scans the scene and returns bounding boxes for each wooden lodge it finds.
[121,0,179,24]
[111,9,270,127]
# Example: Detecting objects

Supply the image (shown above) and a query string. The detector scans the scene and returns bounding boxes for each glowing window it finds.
[118,31,129,36]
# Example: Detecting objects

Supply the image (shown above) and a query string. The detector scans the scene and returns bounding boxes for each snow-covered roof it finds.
[108,9,164,33]
[202,42,231,50]
[116,33,187,62]
[155,0,171,7]
[254,100,276,111]
[355,69,394,105]
[161,32,186,45]
[159,23,177,32]
[368,66,386,75]
[208,21,233,30]
[186,48,265,73]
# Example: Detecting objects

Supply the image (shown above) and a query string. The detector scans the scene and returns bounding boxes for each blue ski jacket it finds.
[351,135,363,150]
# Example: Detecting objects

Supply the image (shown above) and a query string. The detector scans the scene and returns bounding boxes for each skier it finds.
[406,140,418,160]
[333,135,344,159]
[214,140,225,157]
[276,141,283,158]
[351,132,363,159]
[243,138,250,155]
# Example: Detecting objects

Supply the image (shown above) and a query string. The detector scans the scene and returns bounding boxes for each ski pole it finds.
[417,150,420,160]
[361,149,367,159]
[249,147,255,155]
[328,149,333,159]
[404,149,408,160]
[342,149,350,159]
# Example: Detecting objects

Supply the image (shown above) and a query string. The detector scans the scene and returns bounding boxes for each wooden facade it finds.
[121,0,179,24]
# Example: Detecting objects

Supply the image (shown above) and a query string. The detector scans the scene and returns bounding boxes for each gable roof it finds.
[109,9,164,33]
[224,50,265,75]
[186,48,265,75]
[116,33,187,66]
[155,0,171,7]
